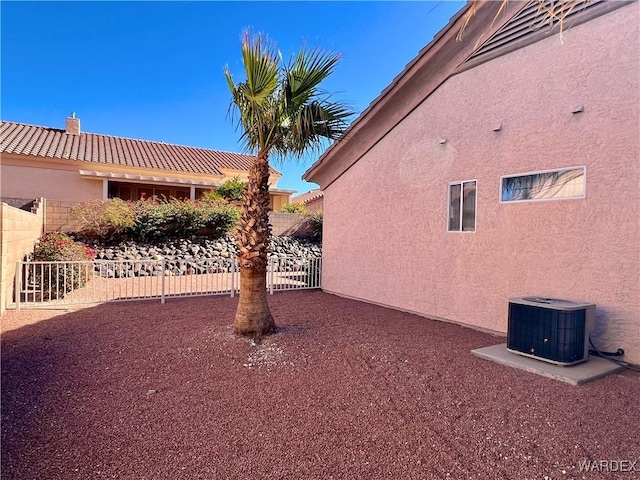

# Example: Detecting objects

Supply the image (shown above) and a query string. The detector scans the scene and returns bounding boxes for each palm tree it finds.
[224,31,353,337]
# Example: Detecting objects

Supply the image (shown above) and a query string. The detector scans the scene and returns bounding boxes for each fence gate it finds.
[15,256,322,309]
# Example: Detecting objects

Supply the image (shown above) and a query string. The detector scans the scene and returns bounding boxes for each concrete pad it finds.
[471,343,624,385]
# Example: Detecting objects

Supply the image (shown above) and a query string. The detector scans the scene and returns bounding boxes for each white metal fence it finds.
[15,256,322,308]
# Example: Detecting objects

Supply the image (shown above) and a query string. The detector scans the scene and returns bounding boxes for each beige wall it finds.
[322,7,640,361]
[1,155,277,204]
[1,162,103,202]
[270,193,290,212]
[269,212,312,237]
[219,168,281,189]
[2,154,292,231]
[41,201,308,236]
[0,199,45,313]
[46,200,83,232]
[15,195,296,235]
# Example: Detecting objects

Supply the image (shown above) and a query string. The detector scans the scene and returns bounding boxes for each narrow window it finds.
[448,180,476,232]
[501,167,585,203]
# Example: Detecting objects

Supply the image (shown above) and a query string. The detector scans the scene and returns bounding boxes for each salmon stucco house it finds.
[290,189,324,212]
[304,0,639,363]
[0,116,293,213]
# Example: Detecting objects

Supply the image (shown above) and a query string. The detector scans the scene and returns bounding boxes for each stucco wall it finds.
[323,6,640,362]
[1,163,103,202]
[270,194,290,213]
[0,200,45,314]
[305,197,323,213]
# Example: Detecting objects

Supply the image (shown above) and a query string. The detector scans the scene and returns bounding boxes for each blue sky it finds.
[1,1,465,194]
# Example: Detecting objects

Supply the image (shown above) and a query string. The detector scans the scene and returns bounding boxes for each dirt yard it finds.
[2,291,638,479]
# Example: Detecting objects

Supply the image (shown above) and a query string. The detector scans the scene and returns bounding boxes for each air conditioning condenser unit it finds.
[507,297,595,366]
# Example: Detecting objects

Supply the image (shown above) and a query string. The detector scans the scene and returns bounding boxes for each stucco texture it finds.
[1,163,103,202]
[0,201,45,313]
[323,6,640,362]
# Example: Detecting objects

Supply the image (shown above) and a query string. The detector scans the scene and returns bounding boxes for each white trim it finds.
[268,188,297,194]
[499,166,586,204]
[15,256,322,307]
[190,186,196,200]
[447,179,477,233]
[102,179,108,200]
[78,169,219,187]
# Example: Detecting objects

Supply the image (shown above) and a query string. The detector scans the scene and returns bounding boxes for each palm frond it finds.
[271,100,351,157]
[284,47,341,110]
[240,31,279,105]
[225,30,354,159]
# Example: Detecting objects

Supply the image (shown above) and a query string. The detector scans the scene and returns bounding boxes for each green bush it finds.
[200,190,222,201]
[133,197,240,241]
[213,177,247,203]
[129,197,240,242]
[127,196,167,242]
[281,202,309,214]
[32,232,95,300]
[136,198,203,240]
[308,210,323,241]
[72,196,240,243]
[128,198,193,242]
[199,198,241,238]
[71,198,135,240]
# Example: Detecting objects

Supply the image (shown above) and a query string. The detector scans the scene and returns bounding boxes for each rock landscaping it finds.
[83,235,322,278]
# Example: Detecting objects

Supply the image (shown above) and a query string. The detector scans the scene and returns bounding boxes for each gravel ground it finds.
[2,291,638,480]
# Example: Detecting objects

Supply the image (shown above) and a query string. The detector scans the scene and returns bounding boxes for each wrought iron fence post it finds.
[15,261,22,310]
[161,259,166,304]
[269,257,274,295]
[14,253,322,309]
[231,260,236,298]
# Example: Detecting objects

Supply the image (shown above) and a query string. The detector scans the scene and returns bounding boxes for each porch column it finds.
[190,186,196,200]
[102,179,109,200]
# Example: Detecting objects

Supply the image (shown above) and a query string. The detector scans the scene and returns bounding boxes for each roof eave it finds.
[303,0,524,189]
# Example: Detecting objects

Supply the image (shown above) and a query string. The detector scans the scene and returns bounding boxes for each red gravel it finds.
[2,291,639,479]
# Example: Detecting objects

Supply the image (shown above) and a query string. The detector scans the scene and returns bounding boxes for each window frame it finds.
[499,166,586,204]
[447,179,477,233]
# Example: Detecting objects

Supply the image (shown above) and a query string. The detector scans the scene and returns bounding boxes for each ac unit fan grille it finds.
[507,302,586,364]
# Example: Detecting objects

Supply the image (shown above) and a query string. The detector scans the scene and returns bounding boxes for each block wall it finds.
[45,200,82,232]
[0,199,45,314]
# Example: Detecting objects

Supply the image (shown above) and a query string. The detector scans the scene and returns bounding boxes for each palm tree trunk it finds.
[233,150,277,336]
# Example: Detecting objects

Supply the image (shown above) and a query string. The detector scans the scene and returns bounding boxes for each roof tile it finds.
[291,189,324,204]
[0,120,280,176]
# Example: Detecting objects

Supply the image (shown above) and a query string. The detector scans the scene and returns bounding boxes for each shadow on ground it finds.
[2,291,638,479]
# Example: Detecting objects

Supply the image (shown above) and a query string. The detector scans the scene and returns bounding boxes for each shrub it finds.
[198,198,241,238]
[200,189,222,201]
[308,210,323,241]
[281,202,309,214]
[213,177,247,203]
[72,196,241,243]
[128,196,167,242]
[71,198,135,241]
[32,232,95,300]
[128,197,240,242]
[151,199,204,239]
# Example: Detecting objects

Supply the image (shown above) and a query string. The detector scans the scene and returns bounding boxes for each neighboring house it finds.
[0,117,293,210]
[304,1,639,362]
[290,189,324,212]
